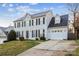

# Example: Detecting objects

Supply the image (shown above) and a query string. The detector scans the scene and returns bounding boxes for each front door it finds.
[26,31,29,38]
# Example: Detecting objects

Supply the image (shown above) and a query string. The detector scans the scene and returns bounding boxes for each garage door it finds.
[48,32,67,40]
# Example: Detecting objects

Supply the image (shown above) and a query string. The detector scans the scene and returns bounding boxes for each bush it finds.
[35,38,39,40]
[7,30,16,41]
[4,40,9,43]
[65,53,74,56]
[40,36,46,40]
[19,37,25,41]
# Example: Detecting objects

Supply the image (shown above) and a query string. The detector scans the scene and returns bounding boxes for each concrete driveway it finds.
[18,40,78,56]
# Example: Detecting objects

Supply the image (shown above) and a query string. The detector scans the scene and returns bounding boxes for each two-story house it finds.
[13,10,69,40]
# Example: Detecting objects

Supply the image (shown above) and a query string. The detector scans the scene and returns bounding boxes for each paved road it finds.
[18,40,77,56]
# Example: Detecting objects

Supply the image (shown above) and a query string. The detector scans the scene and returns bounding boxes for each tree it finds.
[66,3,79,39]
[7,30,16,41]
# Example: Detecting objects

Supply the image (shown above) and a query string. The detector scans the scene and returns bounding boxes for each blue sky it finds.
[0,3,68,27]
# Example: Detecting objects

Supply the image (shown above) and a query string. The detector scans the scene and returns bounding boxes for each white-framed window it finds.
[43,29,45,37]
[32,20,34,26]
[24,21,26,27]
[14,23,16,28]
[22,21,23,27]
[17,22,20,28]
[22,31,23,37]
[29,20,31,26]
[43,17,45,24]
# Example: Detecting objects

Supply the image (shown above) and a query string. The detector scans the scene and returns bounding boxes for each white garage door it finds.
[48,30,68,40]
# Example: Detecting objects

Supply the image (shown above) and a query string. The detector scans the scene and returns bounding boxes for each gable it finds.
[0,29,6,37]
[48,14,68,28]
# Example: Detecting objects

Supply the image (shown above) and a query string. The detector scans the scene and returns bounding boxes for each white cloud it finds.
[43,8,47,10]
[9,4,13,7]
[2,3,7,7]
[8,8,14,12]
[16,6,30,13]
[49,7,53,10]
[16,5,40,14]
[0,18,13,27]
[29,3,38,5]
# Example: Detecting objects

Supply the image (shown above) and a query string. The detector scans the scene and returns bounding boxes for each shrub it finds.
[4,40,9,43]
[19,37,25,41]
[7,30,16,41]
[40,36,46,40]
[48,39,51,40]
[35,38,39,40]
[65,53,74,56]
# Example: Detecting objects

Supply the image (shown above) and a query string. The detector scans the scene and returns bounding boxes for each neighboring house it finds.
[0,26,14,44]
[0,28,7,44]
[4,26,14,35]
[13,10,69,40]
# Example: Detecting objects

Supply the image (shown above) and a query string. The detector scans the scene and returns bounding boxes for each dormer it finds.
[55,14,61,24]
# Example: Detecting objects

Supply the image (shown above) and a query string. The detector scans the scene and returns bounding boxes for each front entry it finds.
[26,31,29,38]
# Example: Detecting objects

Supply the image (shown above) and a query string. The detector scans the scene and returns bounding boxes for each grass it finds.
[71,40,79,56]
[0,40,43,56]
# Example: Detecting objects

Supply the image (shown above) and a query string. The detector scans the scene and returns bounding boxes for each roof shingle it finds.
[48,14,68,28]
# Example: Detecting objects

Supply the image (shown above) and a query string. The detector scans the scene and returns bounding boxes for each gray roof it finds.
[0,27,7,35]
[48,14,68,28]
[14,13,30,22]
[14,10,52,22]
[31,10,52,18]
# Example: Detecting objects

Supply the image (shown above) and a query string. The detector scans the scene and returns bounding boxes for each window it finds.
[24,21,26,27]
[19,22,20,27]
[26,31,29,38]
[36,19,37,25]
[32,30,33,37]
[36,30,37,37]
[29,20,31,26]
[22,21,23,27]
[32,20,34,26]
[17,31,20,37]
[16,32,18,37]
[32,30,36,37]
[39,18,40,25]
[17,22,20,28]
[43,29,45,37]
[38,30,40,37]
[14,23,16,28]
[43,17,45,24]
[22,31,23,37]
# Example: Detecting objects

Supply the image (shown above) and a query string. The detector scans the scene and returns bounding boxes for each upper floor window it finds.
[43,17,45,24]
[36,19,37,25]
[17,22,20,28]
[14,23,16,28]
[32,20,34,26]
[24,21,26,27]
[36,18,40,25]
[29,20,31,26]
[22,21,23,27]
[38,18,40,25]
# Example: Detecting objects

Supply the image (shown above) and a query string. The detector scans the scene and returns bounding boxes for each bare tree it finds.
[66,3,79,39]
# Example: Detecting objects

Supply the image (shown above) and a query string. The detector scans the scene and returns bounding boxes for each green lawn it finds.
[0,40,43,56]
[72,40,79,56]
